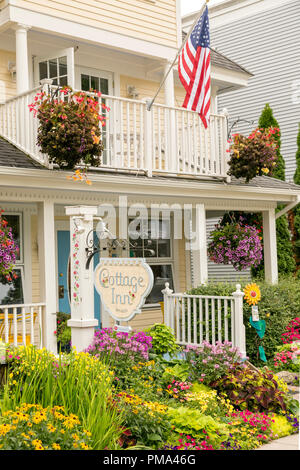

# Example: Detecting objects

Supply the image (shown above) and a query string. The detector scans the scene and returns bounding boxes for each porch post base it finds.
[67,319,98,352]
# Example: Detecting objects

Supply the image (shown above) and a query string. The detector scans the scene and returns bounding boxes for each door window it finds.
[39,56,68,86]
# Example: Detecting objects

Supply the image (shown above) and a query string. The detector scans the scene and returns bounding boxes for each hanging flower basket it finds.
[208,221,263,271]
[29,86,108,171]
[0,210,19,281]
[227,127,279,182]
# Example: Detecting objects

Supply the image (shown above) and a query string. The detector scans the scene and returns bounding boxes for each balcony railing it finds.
[0,86,229,179]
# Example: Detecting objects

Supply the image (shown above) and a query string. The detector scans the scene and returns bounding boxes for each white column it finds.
[262,209,278,284]
[190,204,208,286]
[15,24,31,95]
[232,284,246,358]
[163,61,175,108]
[37,201,57,353]
[163,61,176,173]
[65,206,99,352]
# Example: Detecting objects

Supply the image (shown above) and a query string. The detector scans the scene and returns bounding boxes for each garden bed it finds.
[0,321,298,451]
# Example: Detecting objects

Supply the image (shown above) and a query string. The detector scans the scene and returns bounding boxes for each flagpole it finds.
[147,0,210,111]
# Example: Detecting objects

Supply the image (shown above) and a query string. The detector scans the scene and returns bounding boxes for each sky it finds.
[180,0,227,16]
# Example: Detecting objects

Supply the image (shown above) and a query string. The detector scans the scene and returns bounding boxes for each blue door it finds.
[57,230,101,328]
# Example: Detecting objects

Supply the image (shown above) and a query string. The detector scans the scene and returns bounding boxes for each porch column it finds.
[15,24,30,94]
[37,201,57,353]
[190,204,208,286]
[164,61,176,173]
[65,206,99,352]
[262,209,278,284]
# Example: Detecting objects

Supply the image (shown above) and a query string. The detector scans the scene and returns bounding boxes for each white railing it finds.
[0,85,229,179]
[162,283,246,357]
[0,303,46,348]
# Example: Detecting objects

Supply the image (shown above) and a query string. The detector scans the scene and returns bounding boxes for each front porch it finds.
[1,164,299,352]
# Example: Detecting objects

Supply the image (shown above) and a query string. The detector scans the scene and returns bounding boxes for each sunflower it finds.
[243,283,261,305]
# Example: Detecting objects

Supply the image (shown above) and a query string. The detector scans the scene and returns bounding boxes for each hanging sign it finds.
[94,258,154,323]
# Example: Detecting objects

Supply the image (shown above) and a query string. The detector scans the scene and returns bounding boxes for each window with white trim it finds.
[128,217,174,305]
[0,213,24,305]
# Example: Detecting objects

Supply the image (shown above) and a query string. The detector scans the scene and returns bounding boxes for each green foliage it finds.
[1,345,123,450]
[188,277,300,365]
[117,392,172,449]
[258,103,285,181]
[293,123,300,186]
[270,414,294,439]
[167,406,229,447]
[55,312,71,352]
[144,323,179,357]
[162,363,191,383]
[211,365,287,413]
[275,212,296,274]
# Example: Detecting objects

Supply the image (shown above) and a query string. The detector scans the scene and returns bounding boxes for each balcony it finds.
[0,86,229,180]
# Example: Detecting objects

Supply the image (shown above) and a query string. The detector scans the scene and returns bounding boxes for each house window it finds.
[128,218,174,305]
[81,75,109,95]
[0,213,24,306]
[39,56,68,86]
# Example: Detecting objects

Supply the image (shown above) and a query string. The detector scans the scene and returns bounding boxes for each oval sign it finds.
[94,258,154,322]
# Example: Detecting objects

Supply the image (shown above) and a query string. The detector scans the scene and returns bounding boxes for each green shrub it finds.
[144,323,179,357]
[187,276,300,365]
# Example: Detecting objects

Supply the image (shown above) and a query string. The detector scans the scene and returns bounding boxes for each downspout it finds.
[275,196,300,219]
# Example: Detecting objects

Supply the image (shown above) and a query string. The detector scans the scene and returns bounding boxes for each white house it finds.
[0,0,299,353]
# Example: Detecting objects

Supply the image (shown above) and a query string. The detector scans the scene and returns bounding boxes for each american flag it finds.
[178,6,211,128]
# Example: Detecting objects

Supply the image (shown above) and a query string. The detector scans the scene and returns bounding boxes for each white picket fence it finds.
[0,83,229,179]
[162,283,246,358]
[0,303,46,348]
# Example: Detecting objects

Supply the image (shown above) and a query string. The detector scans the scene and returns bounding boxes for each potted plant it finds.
[29,86,108,172]
[227,127,279,182]
[0,210,19,281]
[208,219,263,271]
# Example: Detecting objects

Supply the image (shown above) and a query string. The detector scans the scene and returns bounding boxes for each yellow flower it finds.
[52,443,61,450]
[244,283,261,306]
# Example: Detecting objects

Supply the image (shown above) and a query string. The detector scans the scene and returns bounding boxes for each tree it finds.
[257,104,295,276]
[289,123,300,274]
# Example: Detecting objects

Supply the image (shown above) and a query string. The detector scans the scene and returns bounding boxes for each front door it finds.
[57,230,101,328]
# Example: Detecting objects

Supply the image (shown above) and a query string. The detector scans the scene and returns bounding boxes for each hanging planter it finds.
[29,86,108,172]
[0,210,19,281]
[227,127,279,182]
[208,221,263,271]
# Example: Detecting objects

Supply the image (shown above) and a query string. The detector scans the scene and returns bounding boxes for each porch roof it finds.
[0,137,44,169]
[0,137,300,205]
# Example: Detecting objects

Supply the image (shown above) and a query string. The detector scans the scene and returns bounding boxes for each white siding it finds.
[211,0,300,181]
[206,215,251,283]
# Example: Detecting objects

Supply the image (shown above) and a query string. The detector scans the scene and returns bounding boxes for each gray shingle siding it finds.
[211,0,300,182]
